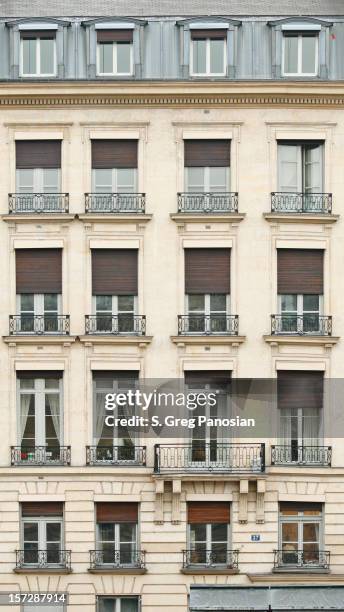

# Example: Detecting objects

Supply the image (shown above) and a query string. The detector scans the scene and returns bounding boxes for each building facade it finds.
[0,1,344,611]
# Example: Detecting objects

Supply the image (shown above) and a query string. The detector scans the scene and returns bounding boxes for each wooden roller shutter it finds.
[92,371,139,381]
[188,502,230,523]
[16,140,61,169]
[191,29,227,39]
[21,502,63,516]
[280,502,322,515]
[96,503,138,522]
[185,248,230,294]
[16,249,62,294]
[277,249,324,294]
[277,371,323,411]
[185,371,231,388]
[92,249,138,295]
[97,29,133,42]
[184,140,230,167]
[20,30,56,39]
[17,370,63,379]
[91,140,137,169]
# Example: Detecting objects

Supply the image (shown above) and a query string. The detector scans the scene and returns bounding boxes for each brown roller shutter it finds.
[92,249,138,295]
[22,502,63,517]
[184,140,230,167]
[16,140,61,169]
[185,371,231,388]
[20,30,56,39]
[277,249,324,294]
[16,249,62,294]
[17,370,63,379]
[96,503,138,522]
[92,371,139,381]
[191,29,227,39]
[277,371,323,411]
[97,29,133,42]
[280,502,322,515]
[188,502,230,524]
[91,140,137,169]
[185,248,230,294]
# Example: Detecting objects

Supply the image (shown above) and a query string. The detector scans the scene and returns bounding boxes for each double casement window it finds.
[20,30,56,76]
[15,249,62,334]
[91,140,138,213]
[187,502,231,566]
[279,503,323,567]
[97,29,133,75]
[91,249,138,333]
[21,502,64,567]
[277,249,324,334]
[93,371,139,460]
[98,598,139,612]
[277,141,324,211]
[282,32,318,76]
[190,29,226,76]
[96,503,139,566]
[184,248,231,334]
[15,140,62,213]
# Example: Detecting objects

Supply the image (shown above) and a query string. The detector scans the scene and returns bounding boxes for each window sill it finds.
[78,335,152,347]
[181,567,239,575]
[78,213,152,224]
[263,212,339,224]
[273,567,330,574]
[2,213,75,223]
[88,567,147,574]
[248,571,341,583]
[14,567,72,574]
[170,212,245,224]
[171,335,245,347]
[3,335,77,346]
[264,335,339,347]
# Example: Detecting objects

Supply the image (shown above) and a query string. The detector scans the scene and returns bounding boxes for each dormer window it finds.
[190,29,226,76]
[283,31,318,77]
[97,29,133,76]
[20,30,56,77]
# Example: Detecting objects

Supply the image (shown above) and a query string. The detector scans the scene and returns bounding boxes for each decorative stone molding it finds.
[155,479,164,524]
[171,479,182,524]
[256,479,266,524]
[238,479,249,523]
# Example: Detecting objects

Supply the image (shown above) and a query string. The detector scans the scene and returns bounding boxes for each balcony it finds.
[85,315,146,336]
[178,315,239,336]
[271,192,332,215]
[89,549,146,573]
[177,192,238,214]
[15,549,71,573]
[11,446,71,466]
[9,315,70,336]
[9,193,69,214]
[182,549,239,574]
[86,445,146,466]
[271,445,332,466]
[154,443,265,474]
[271,315,332,336]
[85,193,145,214]
[273,549,330,572]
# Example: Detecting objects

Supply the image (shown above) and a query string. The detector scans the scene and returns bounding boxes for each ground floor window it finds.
[98,597,139,612]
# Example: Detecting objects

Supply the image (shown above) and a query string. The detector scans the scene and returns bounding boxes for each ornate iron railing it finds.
[9,315,70,335]
[89,549,146,569]
[85,314,146,335]
[11,446,71,466]
[274,549,330,570]
[85,193,146,214]
[271,445,332,466]
[271,192,332,214]
[271,315,332,336]
[15,549,71,570]
[154,443,265,474]
[178,315,239,336]
[182,548,239,569]
[86,445,146,466]
[177,192,238,213]
[9,193,69,214]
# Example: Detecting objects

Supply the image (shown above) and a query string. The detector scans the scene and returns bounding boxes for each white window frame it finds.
[278,294,323,334]
[279,507,323,563]
[92,168,137,193]
[93,375,139,447]
[93,295,137,317]
[16,168,61,193]
[17,376,63,446]
[190,37,227,76]
[279,405,322,447]
[98,598,139,612]
[282,33,319,77]
[277,143,324,193]
[185,166,230,192]
[20,36,57,77]
[21,515,64,566]
[97,41,133,76]
[187,521,230,565]
[96,522,138,565]
[17,294,62,317]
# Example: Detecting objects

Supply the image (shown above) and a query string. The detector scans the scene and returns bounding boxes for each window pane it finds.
[120,523,136,542]
[121,599,139,612]
[117,169,136,192]
[99,523,116,541]
[23,39,37,74]
[44,294,58,311]
[99,600,116,612]
[118,296,134,312]
[302,35,316,74]
[282,522,298,542]
[284,35,298,74]
[46,522,61,542]
[96,295,112,311]
[193,40,206,73]
[21,294,34,311]
[43,169,59,193]
[17,169,34,192]
[209,167,228,191]
[303,295,319,311]
[303,522,319,542]
[45,378,60,390]
[188,295,205,312]
[210,294,226,311]
[40,38,55,74]
[94,169,113,193]
[117,43,131,73]
[24,522,39,541]
[190,524,207,542]
[99,43,113,73]
[210,39,225,73]
[211,523,227,542]
[20,379,35,390]
[281,295,297,312]
[187,167,205,191]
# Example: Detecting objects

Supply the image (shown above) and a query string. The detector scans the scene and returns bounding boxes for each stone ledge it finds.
[88,567,147,574]
[170,213,245,223]
[78,213,152,224]
[264,335,339,347]
[181,567,239,575]
[171,335,245,347]
[263,212,339,224]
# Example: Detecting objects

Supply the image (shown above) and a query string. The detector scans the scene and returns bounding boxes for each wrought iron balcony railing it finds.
[85,193,146,214]
[11,446,71,466]
[154,443,265,474]
[85,314,146,336]
[271,192,332,214]
[86,445,146,466]
[178,192,238,214]
[15,549,71,570]
[9,193,69,214]
[271,445,332,466]
[182,548,239,570]
[9,315,70,336]
[89,549,146,570]
[178,315,239,336]
[271,315,332,336]
[274,549,330,571]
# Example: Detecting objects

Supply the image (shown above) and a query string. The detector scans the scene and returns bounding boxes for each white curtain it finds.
[95,392,106,444]
[279,408,292,443]
[303,407,321,446]
[20,394,32,443]
[46,393,60,444]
